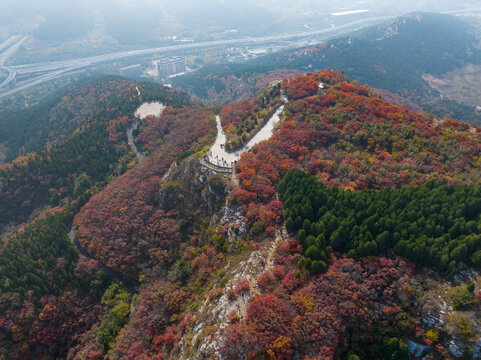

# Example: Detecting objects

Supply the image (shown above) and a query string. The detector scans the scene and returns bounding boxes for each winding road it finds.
[3,6,481,98]
[66,83,285,293]
[127,121,144,162]
[128,101,165,161]
[206,105,285,169]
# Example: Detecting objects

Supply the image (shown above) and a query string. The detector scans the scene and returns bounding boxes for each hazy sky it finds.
[2,0,481,44]
[3,0,481,19]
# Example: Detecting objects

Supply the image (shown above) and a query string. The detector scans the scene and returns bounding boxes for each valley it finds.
[0,16,390,99]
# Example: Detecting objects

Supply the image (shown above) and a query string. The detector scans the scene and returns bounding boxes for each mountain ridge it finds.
[247,12,481,124]
[2,70,481,359]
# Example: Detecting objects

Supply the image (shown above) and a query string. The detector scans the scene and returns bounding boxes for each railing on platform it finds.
[201,156,235,173]
[203,156,235,170]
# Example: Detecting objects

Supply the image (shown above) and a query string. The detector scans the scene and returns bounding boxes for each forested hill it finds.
[3,70,481,359]
[218,70,481,359]
[0,78,192,233]
[171,64,300,104]
[0,78,212,359]
[254,12,480,98]
[0,76,191,163]
[252,12,481,123]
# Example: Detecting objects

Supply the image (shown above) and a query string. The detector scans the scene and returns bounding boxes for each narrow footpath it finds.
[127,121,143,162]
[65,100,167,294]
[68,227,139,294]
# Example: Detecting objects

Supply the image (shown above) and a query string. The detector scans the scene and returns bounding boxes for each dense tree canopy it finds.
[0,76,191,163]
[3,69,481,360]
[278,170,481,275]
[220,84,282,150]
[0,78,192,232]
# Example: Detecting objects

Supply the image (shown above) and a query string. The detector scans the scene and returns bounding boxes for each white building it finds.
[152,57,186,78]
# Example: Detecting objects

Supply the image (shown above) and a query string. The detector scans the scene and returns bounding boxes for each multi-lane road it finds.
[0,36,29,66]
[0,69,16,89]
[0,16,395,98]
[0,35,22,53]
[2,8,481,98]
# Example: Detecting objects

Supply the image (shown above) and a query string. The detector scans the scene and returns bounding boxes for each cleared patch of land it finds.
[423,64,481,106]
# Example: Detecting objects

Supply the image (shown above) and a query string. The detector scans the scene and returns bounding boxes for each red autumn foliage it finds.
[220,85,283,150]
[227,289,237,301]
[230,70,481,228]
[235,279,251,294]
[222,254,414,359]
[257,270,275,289]
[73,108,214,277]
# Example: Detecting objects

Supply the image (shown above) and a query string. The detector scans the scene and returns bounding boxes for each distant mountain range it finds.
[4,7,481,360]
[173,12,481,124]
[254,12,481,101]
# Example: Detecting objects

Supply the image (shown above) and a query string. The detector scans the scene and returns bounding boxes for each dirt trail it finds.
[68,227,138,294]
[127,121,143,162]
[231,166,239,187]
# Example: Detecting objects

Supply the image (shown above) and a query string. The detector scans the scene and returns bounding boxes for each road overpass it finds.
[0,36,29,90]
[0,36,28,66]
[0,69,16,89]
[2,7,481,99]
[0,35,21,53]
[9,16,392,75]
